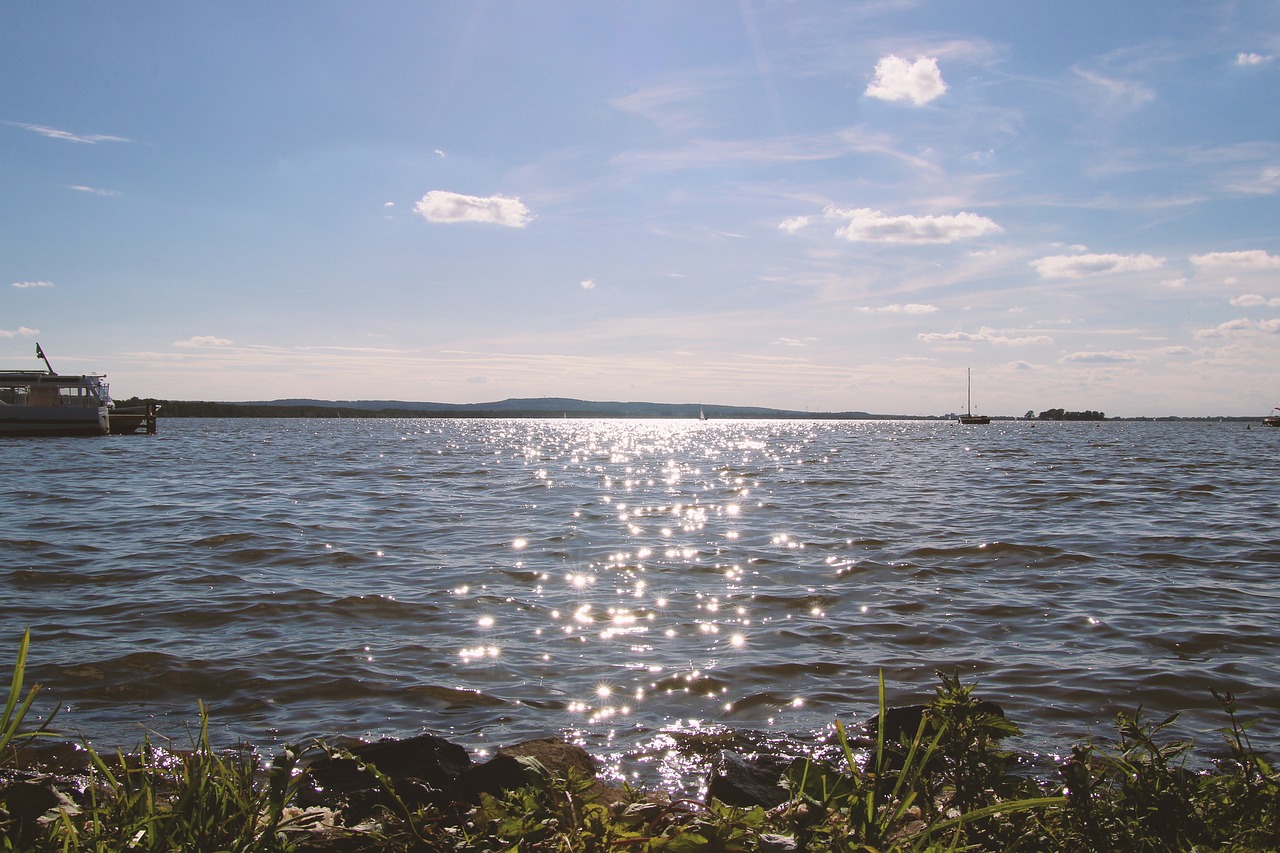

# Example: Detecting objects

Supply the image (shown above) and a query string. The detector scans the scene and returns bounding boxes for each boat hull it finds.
[0,405,110,436]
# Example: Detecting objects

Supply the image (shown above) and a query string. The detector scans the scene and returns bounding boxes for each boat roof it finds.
[0,370,106,382]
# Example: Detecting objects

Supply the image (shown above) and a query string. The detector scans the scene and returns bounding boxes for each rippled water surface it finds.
[3,418,1278,786]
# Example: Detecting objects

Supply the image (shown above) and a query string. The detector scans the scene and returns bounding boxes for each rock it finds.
[866,700,1006,741]
[759,833,799,852]
[452,753,540,801]
[452,737,624,805]
[1,778,79,850]
[498,737,598,780]
[705,750,792,809]
[298,731,472,818]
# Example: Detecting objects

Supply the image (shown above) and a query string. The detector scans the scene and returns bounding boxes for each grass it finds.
[2,632,1278,851]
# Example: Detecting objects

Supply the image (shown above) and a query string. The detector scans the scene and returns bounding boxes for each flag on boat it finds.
[36,343,45,360]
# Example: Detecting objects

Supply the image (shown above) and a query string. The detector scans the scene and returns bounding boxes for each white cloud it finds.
[778,216,811,234]
[865,55,947,106]
[6,121,128,144]
[413,191,532,227]
[773,337,817,347]
[856,303,939,314]
[825,207,1001,244]
[11,281,53,288]
[1237,52,1273,65]
[1060,351,1143,364]
[1194,318,1280,338]
[175,336,233,348]
[1231,294,1280,308]
[1189,249,1280,269]
[0,326,39,338]
[918,327,1053,346]
[579,279,596,290]
[1030,253,1165,278]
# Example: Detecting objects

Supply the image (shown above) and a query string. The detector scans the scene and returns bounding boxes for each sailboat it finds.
[958,368,989,424]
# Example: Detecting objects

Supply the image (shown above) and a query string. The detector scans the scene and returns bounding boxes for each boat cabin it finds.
[0,370,112,436]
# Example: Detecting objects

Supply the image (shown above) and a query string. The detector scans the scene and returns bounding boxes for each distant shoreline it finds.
[115,397,1270,423]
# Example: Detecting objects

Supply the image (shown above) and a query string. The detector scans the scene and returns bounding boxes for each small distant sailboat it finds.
[1263,406,1280,428]
[699,405,707,421]
[958,369,989,425]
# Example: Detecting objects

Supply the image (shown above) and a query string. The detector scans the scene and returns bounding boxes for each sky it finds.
[2,1,1279,417]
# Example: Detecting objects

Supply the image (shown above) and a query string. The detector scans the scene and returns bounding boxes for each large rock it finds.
[0,778,79,849]
[453,737,623,805]
[298,732,472,819]
[705,750,793,809]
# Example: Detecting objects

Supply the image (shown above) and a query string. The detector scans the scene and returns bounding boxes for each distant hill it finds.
[236,397,887,419]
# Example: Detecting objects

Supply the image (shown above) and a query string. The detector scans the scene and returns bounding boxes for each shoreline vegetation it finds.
[113,396,1267,422]
[3,633,1278,851]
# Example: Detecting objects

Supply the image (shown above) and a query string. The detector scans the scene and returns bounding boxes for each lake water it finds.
[2,418,1277,788]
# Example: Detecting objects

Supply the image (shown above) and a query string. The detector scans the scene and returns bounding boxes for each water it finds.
[2,418,1277,788]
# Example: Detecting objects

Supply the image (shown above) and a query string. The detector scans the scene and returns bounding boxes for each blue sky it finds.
[3,1,1278,417]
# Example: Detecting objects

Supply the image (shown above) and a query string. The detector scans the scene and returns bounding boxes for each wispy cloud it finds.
[11,281,53,288]
[610,78,731,131]
[1237,52,1273,66]
[856,303,939,314]
[918,327,1053,345]
[6,122,129,144]
[614,127,940,174]
[0,326,40,338]
[1030,253,1165,278]
[1073,67,1156,111]
[413,191,532,227]
[864,55,948,106]
[66,185,121,196]
[175,336,233,348]
[1060,350,1143,364]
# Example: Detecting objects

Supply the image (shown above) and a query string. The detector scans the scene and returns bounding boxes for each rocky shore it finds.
[3,686,1277,851]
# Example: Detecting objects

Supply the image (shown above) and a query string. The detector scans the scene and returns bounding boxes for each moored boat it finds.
[1264,407,1280,428]
[958,368,989,424]
[0,344,154,436]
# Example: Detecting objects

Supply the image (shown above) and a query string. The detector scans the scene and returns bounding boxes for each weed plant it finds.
[2,632,1278,851]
